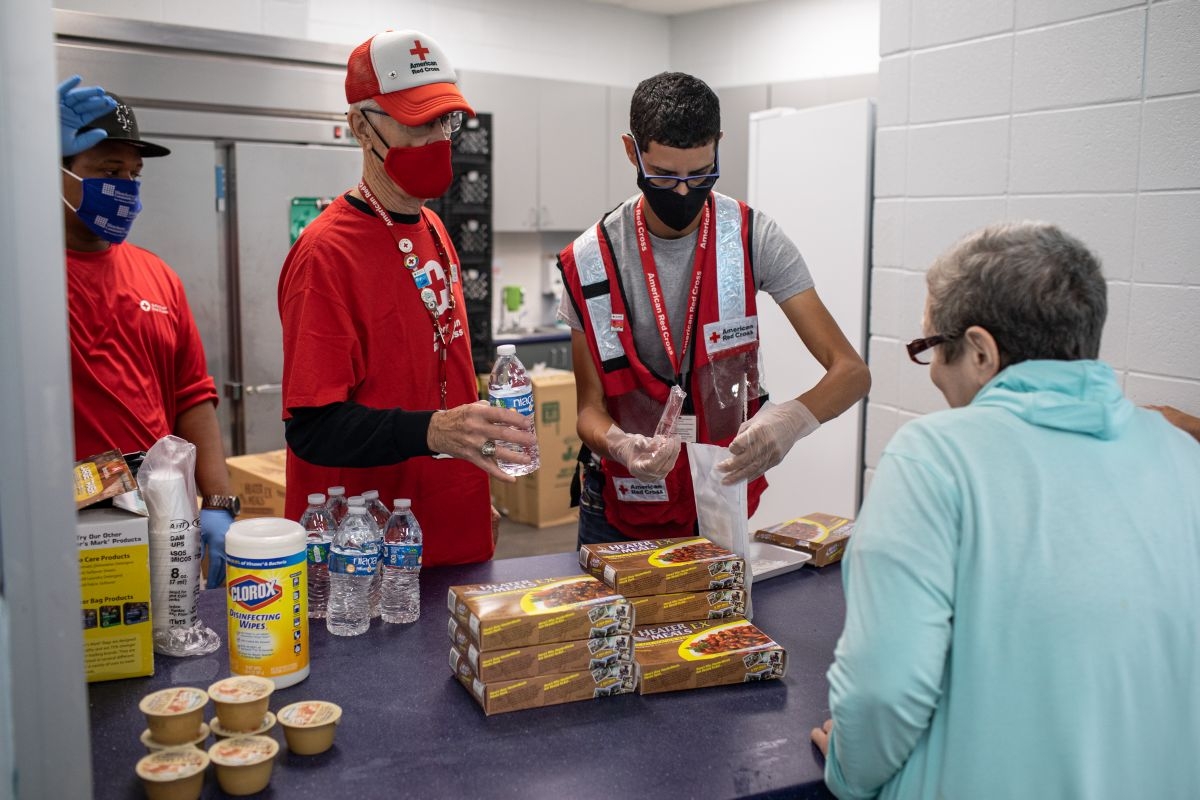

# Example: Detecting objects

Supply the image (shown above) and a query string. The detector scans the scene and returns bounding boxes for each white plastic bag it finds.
[687,443,754,619]
[140,435,220,656]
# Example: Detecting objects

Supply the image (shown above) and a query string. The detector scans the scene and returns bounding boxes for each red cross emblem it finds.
[709,331,721,344]
[410,40,430,60]
[618,484,629,495]
[427,265,449,312]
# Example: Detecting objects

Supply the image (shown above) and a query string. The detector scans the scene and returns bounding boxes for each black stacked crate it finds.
[428,113,494,376]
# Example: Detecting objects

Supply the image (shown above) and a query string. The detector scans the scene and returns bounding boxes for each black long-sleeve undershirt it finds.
[285,402,436,468]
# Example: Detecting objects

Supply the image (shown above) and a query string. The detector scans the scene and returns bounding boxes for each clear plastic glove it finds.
[58,76,117,156]
[200,507,233,589]
[718,399,820,485]
[605,424,681,483]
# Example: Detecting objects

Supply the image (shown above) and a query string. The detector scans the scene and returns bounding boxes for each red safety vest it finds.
[559,193,767,539]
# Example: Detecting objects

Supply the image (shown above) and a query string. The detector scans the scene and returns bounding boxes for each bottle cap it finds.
[348,496,365,506]
[396,498,412,509]
[327,486,346,497]
[497,344,516,356]
[362,489,379,500]
[307,493,325,505]
[349,506,367,515]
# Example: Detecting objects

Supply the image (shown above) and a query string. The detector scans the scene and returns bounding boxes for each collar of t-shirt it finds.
[343,191,420,225]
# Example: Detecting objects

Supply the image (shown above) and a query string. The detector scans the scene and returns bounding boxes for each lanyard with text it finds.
[633,195,711,386]
[358,179,457,409]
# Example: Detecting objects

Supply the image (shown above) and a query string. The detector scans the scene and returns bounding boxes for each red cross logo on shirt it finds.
[410,40,430,60]
[709,331,721,344]
[426,264,450,314]
[618,484,629,495]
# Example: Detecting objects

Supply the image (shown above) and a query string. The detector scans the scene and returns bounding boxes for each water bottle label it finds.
[307,541,330,564]
[489,386,534,419]
[382,543,422,569]
[328,551,379,576]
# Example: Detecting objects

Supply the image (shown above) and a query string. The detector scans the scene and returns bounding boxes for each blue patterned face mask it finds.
[61,167,142,243]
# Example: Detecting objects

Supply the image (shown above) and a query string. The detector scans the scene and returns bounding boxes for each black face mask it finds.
[637,176,714,232]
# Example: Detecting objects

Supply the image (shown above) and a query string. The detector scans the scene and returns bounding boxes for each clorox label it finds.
[226,549,307,679]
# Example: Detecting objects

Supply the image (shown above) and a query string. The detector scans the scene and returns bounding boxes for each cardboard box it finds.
[450,649,636,715]
[633,617,787,695]
[754,512,854,567]
[73,449,136,510]
[226,450,287,519]
[630,590,746,627]
[77,508,154,682]
[490,369,581,528]
[579,537,746,597]
[447,575,634,651]
[448,618,634,682]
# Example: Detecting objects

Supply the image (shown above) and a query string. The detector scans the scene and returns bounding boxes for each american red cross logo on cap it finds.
[709,331,721,344]
[410,39,430,60]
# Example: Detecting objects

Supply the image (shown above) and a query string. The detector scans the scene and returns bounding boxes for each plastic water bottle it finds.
[325,485,349,527]
[381,499,422,624]
[347,495,386,618]
[299,493,336,620]
[488,344,540,476]
[362,490,390,618]
[362,489,390,528]
[326,506,379,637]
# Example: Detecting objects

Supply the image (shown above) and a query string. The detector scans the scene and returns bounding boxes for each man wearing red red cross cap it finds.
[278,29,535,569]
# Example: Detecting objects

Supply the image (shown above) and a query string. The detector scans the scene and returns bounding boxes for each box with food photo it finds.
[447,575,635,651]
[448,617,634,682]
[633,617,787,695]
[578,537,746,597]
[449,648,636,715]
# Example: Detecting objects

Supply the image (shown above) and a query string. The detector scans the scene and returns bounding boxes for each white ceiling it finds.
[584,0,764,16]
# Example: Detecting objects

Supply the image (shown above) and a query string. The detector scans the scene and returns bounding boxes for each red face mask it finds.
[382,138,454,199]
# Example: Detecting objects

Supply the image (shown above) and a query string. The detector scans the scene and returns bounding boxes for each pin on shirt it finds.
[398,238,414,253]
[420,287,437,310]
[404,253,420,270]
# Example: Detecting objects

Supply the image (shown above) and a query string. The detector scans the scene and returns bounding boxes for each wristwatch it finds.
[201,494,241,517]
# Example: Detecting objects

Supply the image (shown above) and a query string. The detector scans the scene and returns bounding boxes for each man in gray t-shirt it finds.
[558,71,870,547]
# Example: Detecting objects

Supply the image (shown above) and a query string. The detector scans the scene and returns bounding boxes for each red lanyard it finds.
[358,179,457,409]
[633,195,711,383]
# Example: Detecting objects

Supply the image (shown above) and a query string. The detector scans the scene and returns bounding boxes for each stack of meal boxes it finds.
[447,576,637,715]
[579,537,788,695]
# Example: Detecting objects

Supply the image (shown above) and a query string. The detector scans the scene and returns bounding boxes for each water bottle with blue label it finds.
[326,506,379,637]
[380,498,422,624]
[488,344,540,476]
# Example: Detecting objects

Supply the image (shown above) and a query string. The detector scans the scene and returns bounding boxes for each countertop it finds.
[89,553,843,799]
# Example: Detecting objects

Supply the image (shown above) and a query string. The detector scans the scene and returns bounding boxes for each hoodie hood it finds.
[972,360,1133,440]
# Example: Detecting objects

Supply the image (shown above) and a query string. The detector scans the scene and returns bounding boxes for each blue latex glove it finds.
[200,508,233,589]
[58,75,116,156]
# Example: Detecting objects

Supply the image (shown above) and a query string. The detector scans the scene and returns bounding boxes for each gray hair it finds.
[927,221,1107,365]
[348,98,382,116]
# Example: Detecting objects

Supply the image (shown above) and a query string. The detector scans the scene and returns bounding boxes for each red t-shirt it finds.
[67,243,217,460]
[278,196,492,566]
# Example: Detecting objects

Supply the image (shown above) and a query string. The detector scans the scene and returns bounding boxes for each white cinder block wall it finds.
[866,0,1200,488]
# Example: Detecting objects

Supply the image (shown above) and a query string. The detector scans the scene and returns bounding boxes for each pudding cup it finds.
[138,687,209,746]
[208,735,279,796]
[135,747,208,800]
[206,675,274,733]
[277,701,342,755]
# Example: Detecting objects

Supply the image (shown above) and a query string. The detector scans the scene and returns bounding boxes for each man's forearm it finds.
[175,400,231,497]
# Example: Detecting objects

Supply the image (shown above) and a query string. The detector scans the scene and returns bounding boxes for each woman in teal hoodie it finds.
[813,221,1200,800]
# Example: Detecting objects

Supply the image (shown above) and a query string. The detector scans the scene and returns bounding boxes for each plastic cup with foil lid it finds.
[138,687,209,745]
[206,675,274,733]
[210,710,275,739]
[277,700,343,755]
[208,735,279,796]
[140,721,211,753]
[135,747,209,800]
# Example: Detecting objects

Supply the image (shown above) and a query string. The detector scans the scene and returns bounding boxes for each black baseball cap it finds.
[79,93,171,158]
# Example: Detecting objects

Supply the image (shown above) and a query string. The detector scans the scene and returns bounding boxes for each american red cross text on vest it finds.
[410,40,430,60]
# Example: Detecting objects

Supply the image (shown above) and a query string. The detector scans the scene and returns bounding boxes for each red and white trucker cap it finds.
[345,30,474,125]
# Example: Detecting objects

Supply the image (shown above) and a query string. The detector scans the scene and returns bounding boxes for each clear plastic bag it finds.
[687,443,754,620]
[140,435,220,656]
